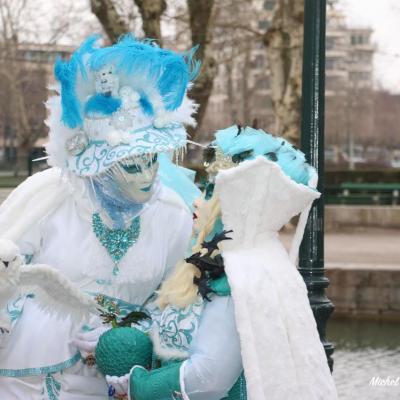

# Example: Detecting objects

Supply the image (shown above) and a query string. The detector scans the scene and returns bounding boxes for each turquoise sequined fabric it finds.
[92,213,140,274]
[225,372,247,400]
[95,327,153,376]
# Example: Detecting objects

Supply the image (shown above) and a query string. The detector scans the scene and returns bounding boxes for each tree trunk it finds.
[134,0,166,46]
[226,62,237,123]
[90,0,129,43]
[187,0,217,140]
[263,0,304,145]
[242,45,252,125]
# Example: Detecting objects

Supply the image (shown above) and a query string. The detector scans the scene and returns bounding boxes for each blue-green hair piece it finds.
[214,125,311,186]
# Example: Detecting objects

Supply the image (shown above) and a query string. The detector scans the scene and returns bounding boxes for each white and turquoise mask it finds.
[112,154,159,204]
[89,153,159,228]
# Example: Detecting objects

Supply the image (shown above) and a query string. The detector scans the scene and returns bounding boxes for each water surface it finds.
[328,319,400,399]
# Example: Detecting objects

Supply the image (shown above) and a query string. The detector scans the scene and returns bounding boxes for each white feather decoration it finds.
[0,239,98,327]
[17,264,98,322]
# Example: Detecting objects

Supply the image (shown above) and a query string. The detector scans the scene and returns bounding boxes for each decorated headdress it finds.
[46,35,200,177]
[203,125,316,199]
[201,125,319,264]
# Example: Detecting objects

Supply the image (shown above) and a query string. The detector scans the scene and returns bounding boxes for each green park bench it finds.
[326,182,400,205]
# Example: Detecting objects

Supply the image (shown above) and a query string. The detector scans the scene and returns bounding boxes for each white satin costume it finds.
[0,35,199,399]
[0,168,192,399]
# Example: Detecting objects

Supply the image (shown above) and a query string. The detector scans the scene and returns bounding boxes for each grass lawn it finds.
[0,175,27,188]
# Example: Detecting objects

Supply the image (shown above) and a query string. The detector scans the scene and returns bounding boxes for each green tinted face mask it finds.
[111,153,159,203]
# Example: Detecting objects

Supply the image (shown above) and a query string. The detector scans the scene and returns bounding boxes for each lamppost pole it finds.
[299,0,335,371]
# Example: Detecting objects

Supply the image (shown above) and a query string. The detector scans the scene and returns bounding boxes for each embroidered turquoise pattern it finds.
[92,212,140,275]
[7,295,26,323]
[156,298,204,354]
[96,278,112,285]
[224,372,247,400]
[5,294,34,327]
[70,123,186,176]
[0,352,81,377]
[23,254,34,264]
[45,373,61,400]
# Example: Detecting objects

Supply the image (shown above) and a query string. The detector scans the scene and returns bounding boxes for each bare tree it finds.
[263,0,304,144]
[90,0,129,42]
[198,0,265,137]
[134,0,166,45]
[186,0,216,140]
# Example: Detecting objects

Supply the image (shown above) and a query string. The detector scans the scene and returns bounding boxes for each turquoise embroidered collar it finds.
[92,213,141,275]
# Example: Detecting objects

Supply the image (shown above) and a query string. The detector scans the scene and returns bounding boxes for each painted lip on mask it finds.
[141,185,152,192]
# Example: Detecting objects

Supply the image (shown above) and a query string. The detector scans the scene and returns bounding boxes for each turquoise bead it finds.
[92,213,141,270]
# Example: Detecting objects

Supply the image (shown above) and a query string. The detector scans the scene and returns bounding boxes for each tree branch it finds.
[134,0,166,46]
[90,0,129,43]
[186,0,217,139]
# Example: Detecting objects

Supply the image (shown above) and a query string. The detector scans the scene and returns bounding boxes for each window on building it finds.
[326,37,335,50]
[264,0,275,10]
[24,51,33,61]
[326,58,336,70]
[256,41,265,50]
[257,77,270,89]
[258,20,269,31]
[351,34,367,46]
[326,76,345,91]
[349,71,371,82]
[252,55,264,69]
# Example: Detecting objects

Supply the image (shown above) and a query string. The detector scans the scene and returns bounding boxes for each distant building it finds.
[0,42,72,166]
[325,8,374,96]
[201,2,375,142]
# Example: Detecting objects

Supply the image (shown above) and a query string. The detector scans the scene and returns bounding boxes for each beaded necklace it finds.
[92,212,141,275]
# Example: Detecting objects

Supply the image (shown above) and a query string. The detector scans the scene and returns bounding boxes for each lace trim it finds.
[45,373,62,400]
[0,352,81,377]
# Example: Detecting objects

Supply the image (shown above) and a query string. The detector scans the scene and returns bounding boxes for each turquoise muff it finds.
[95,327,153,376]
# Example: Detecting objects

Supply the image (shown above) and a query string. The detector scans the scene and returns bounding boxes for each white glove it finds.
[106,373,130,395]
[70,325,109,355]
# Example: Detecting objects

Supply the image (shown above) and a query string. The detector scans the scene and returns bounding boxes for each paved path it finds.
[1,187,399,268]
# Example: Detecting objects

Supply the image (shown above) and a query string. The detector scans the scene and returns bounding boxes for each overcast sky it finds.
[339,0,400,93]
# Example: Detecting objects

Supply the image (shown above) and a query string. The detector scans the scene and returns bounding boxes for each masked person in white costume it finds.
[0,35,201,399]
[105,126,338,400]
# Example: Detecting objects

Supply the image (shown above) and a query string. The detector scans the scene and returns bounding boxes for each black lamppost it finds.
[299,0,335,371]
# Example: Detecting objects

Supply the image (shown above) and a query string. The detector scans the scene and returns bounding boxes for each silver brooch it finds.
[65,132,89,155]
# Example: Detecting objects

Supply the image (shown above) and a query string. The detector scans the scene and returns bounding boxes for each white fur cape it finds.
[215,157,338,400]
[0,168,69,242]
